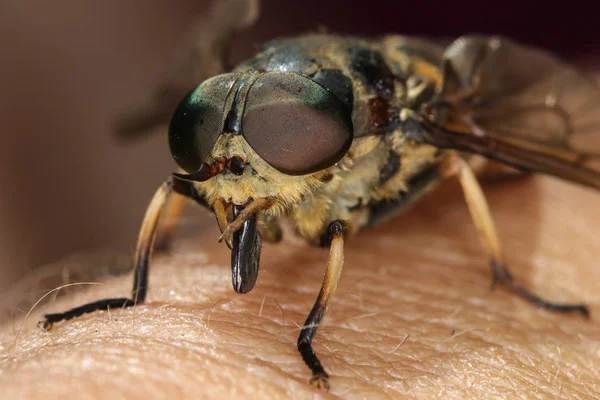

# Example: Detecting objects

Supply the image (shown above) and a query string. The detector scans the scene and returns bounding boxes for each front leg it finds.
[42,177,210,329]
[42,178,174,329]
[298,220,347,391]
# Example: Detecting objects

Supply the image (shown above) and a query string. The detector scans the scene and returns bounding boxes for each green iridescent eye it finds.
[168,74,239,173]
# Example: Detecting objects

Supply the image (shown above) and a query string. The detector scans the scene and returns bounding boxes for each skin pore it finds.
[1,174,599,399]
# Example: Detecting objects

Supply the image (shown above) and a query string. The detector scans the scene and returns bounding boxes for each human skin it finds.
[1,175,599,399]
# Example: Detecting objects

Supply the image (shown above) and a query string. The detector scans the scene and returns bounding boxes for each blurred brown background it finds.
[0,0,597,293]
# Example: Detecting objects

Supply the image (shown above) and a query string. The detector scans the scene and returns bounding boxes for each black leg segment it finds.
[490,259,589,318]
[43,298,134,330]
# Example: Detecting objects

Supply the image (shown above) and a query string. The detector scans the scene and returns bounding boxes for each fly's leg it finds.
[42,178,174,330]
[155,172,216,251]
[213,199,233,249]
[114,0,260,138]
[42,177,213,329]
[169,177,231,249]
[298,221,346,391]
[154,192,189,252]
[440,153,589,318]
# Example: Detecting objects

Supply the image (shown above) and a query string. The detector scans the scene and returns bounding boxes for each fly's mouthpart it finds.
[230,202,261,294]
[173,156,247,182]
[218,197,274,244]
[226,198,272,294]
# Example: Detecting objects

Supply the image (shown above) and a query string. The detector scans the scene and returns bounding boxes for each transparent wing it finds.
[114,0,260,139]
[419,35,600,189]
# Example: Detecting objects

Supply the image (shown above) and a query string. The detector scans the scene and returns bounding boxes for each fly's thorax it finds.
[194,135,328,216]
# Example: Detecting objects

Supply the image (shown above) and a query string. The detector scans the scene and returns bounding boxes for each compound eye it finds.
[168,74,239,173]
[242,72,353,175]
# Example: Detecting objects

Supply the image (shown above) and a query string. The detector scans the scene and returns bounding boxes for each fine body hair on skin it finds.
[1,176,599,399]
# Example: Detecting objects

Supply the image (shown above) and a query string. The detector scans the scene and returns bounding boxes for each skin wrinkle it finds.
[1,177,600,399]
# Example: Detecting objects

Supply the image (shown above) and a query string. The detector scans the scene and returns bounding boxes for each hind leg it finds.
[440,153,589,318]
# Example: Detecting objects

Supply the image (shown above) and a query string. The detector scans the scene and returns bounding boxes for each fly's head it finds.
[167,70,353,294]
[168,70,354,216]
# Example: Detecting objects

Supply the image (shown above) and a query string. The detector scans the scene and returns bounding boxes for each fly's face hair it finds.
[194,134,327,216]
[42,0,600,393]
